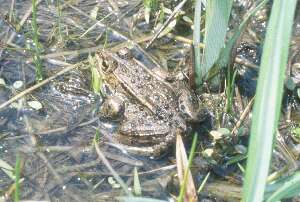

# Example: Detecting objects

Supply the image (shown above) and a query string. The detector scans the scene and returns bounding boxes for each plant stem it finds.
[177,133,198,202]
[32,0,43,81]
[193,0,202,89]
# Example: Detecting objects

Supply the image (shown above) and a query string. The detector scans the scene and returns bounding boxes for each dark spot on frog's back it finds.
[143,74,151,81]
[130,78,136,84]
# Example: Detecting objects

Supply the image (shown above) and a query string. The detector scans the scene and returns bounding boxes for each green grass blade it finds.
[88,55,102,94]
[216,0,269,71]
[242,1,297,202]
[133,167,142,196]
[265,171,300,202]
[205,0,269,81]
[14,153,21,202]
[197,172,210,193]
[177,133,198,202]
[193,0,202,88]
[202,0,233,76]
[0,159,15,180]
[31,0,43,81]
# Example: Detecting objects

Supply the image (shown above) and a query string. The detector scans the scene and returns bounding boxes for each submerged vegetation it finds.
[0,0,299,201]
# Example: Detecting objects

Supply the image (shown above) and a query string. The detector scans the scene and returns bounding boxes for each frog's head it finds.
[178,89,208,123]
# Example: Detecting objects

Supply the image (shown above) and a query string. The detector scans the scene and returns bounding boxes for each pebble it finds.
[0,78,6,86]
[13,80,23,90]
[202,148,214,158]
[27,100,43,110]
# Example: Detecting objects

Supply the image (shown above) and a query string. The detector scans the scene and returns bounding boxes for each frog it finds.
[96,48,207,156]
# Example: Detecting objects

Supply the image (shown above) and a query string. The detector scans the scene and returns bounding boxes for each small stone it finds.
[0,78,6,86]
[209,130,223,140]
[202,148,214,158]
[234,144,247,154]
[13,80,23,90]
[217,128,231,136]
[27,100,43,110]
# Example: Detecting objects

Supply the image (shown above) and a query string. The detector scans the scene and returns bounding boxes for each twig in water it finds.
[146,0,188,49]
[94,142,133,196]
[231,97,255,135]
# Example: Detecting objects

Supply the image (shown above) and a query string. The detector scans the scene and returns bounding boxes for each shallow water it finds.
[1,0,300,201]
[0,1,185,201]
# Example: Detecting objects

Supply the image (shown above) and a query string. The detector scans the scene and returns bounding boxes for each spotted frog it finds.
[96,49,207,156]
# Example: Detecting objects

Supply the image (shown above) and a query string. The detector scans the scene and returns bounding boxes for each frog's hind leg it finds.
[112,132,175,157]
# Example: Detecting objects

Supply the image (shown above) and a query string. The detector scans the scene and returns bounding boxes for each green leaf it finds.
[202,0,233,76]
[88,54,102,94]
[265,172,300,201]
[0,159,15,180]
[143,0,159,23]
[133,167,142,196]
[291,127,300,138]
[242,1,297,202]
[285,77,296,91]
[90,6,99,20]
[14,153,21,202]
[177,133,198,202]
[208,0,269,81]
[193,0,202,88]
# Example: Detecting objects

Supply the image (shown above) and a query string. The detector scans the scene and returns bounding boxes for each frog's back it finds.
[113,57,178,121]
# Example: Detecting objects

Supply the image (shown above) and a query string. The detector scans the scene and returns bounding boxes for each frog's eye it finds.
[96,52,118,72]
[98,96,125,121]
[117,48,132,60]
[102,59,118,72]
